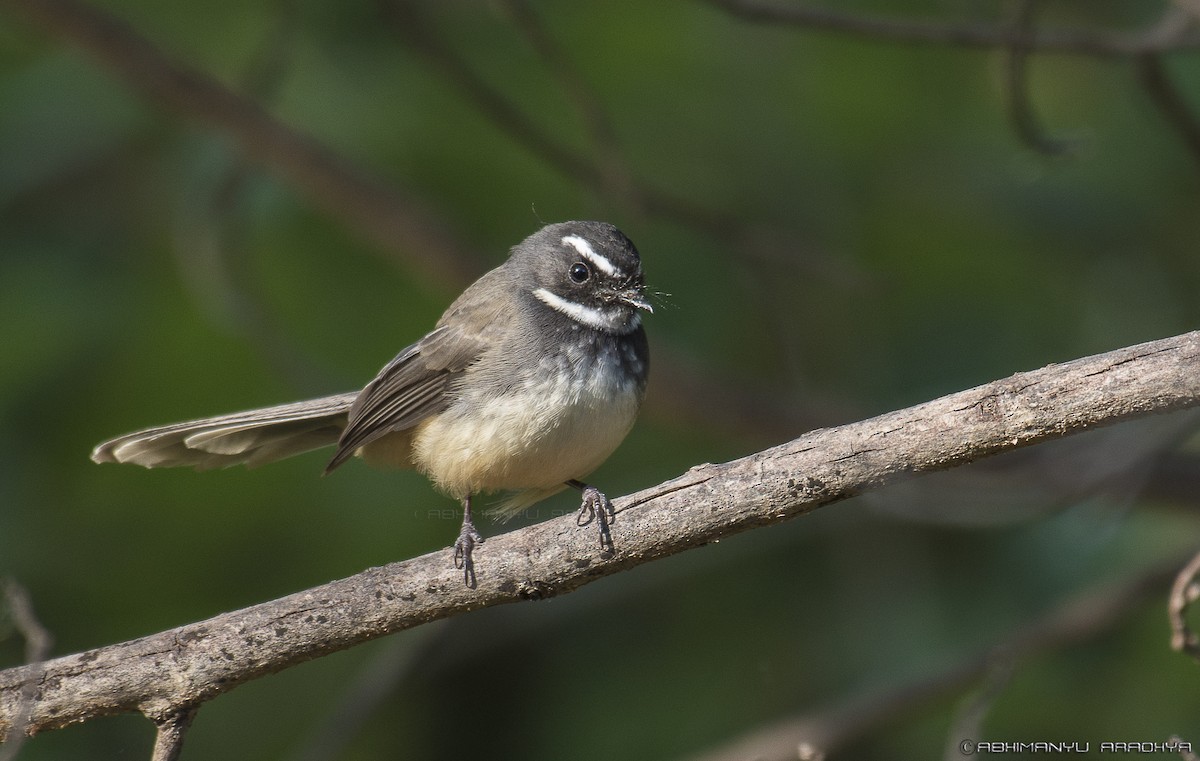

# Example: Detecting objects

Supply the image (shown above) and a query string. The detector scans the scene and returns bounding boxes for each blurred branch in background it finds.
[0,580,52,761]
[687,558,1183,761]
[0,0,860,437]
[1146,451,1200,507]
[496,0,639,214]
[378,0,859,284]
[647,343,851,440]
[377,0,616,213]
[1134,53,1200,167]
[1,0,484,288]
[707,0,1200,166]
[862,410,1200,528]
[1181,0,1200,21]
[941,656,1015,761]
[4,1,1200,758]
[375,2,715,229]
[27,0,1192,463]
[1171,736,1200,761]
[2,329,1200,750]
[282,622,446,761]
[704,0,1200,57]
[1168,549,1200,664]
[168,0,346,392]
[1003,0,1078,157]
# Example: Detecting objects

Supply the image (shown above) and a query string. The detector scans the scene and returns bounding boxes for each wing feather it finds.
[325,268,515,473]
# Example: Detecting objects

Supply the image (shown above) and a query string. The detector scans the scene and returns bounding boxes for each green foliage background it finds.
[2,1,1199,758]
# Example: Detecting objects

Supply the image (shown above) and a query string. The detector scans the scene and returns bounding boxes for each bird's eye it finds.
[568,262,591,283]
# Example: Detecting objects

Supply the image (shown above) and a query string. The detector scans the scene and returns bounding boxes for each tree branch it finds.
[1168,549,1200,664]
[704,0,1200,58]
[0,581,52,761]
[149,707,197,761]
[4,330,1200,740]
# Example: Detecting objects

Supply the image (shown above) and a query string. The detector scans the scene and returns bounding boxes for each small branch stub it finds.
[150,707,198,761]
[1168,550,1200,663]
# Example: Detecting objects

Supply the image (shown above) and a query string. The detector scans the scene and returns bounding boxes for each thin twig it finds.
[704,0,1200,58]
[1168,549,1200,663]
[0,582,52,675]
[0,580,52,761]
[2,330,1200,740]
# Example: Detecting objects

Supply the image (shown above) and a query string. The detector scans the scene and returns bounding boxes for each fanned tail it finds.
[91,392,358,470]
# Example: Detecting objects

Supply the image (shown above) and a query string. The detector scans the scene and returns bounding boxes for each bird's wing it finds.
[324,269,514,472]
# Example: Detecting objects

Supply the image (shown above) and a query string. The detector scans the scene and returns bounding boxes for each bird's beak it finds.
[618,289,654,313]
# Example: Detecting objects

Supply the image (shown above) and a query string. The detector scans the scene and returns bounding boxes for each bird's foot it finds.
[575,485,615,553]
[452,519,484,587]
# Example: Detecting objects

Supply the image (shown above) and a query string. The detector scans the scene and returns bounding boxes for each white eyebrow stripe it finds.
[562,234,622,277]
[533,288,640,334]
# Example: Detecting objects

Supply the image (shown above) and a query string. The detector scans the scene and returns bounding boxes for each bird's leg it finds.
[452,495,484,587]
[567,479,615,553]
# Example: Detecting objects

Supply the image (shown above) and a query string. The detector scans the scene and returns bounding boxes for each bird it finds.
[91,221,652,585]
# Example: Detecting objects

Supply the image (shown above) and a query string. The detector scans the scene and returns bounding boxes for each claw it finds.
[452,496,484,587]
[574,484,615,553]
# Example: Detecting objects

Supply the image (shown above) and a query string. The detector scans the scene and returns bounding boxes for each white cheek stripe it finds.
[562,235,622,278]
[533,288,640,333]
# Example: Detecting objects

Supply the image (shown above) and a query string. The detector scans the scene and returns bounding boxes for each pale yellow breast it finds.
[410,371,641,501]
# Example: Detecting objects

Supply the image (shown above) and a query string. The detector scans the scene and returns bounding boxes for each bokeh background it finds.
[2,1,1200,758]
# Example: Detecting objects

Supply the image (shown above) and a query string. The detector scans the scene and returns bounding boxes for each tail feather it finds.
[91,392,357,470]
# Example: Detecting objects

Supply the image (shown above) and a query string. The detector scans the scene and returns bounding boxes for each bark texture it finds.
[3,330,1199,739]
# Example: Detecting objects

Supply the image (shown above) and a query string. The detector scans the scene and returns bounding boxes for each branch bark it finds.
[149,708,196,761]
[3,330,1200,740]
